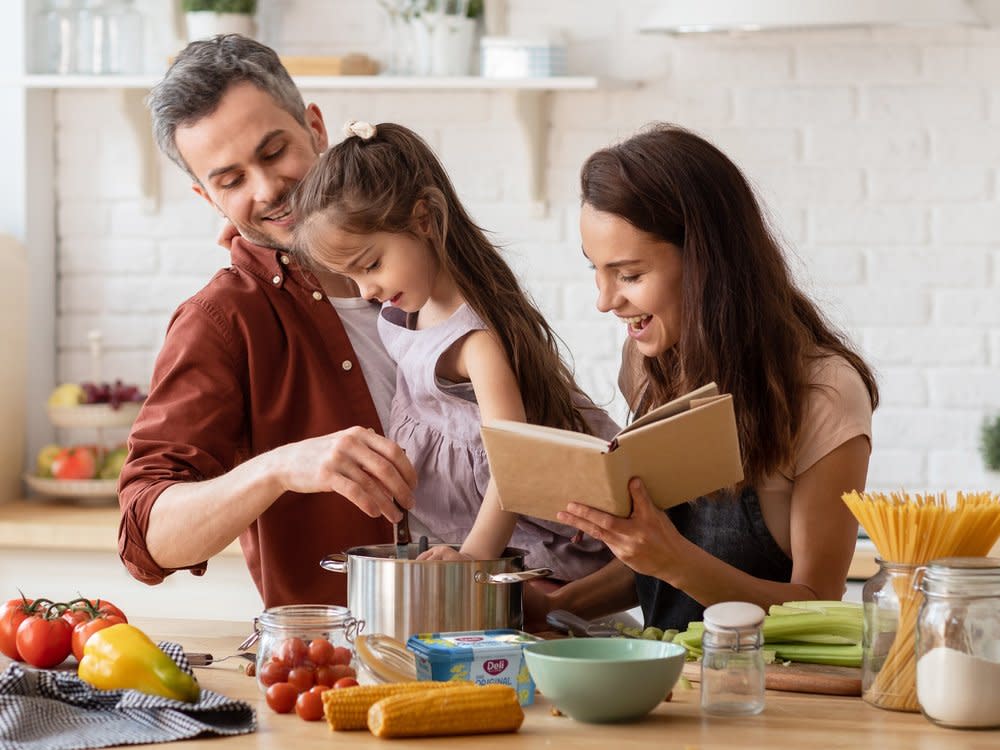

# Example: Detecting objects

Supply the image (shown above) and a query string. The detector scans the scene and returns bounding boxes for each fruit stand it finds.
[25,331,144,504]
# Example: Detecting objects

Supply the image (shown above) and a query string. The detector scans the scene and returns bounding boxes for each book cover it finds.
[482,383,744,523]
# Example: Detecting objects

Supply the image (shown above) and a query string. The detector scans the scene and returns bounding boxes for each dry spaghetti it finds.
[842,491,1000,711]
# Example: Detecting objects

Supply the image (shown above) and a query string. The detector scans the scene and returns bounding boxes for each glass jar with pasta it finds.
[862,558,921,710]
[844,490,1000,714]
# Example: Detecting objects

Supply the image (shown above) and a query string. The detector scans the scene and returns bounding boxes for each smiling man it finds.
[117,35,416,608]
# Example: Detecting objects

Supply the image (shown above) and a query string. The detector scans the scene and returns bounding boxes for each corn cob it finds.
[322,681,464,731]
[367,684,524,739]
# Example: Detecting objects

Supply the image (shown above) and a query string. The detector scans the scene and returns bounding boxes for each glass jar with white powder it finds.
[916,557,1000,729]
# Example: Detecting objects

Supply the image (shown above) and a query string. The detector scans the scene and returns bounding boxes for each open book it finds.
[482,383,744,523]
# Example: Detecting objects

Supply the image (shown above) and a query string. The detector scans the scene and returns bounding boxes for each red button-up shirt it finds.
[117,237,391,607]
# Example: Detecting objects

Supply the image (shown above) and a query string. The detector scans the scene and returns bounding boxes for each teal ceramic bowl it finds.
[523,637,686,723]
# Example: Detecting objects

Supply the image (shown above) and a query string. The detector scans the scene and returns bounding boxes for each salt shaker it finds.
[700,601,766,716]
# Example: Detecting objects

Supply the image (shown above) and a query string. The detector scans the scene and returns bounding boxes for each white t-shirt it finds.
[330,296,438,544]
[328,297,395,435]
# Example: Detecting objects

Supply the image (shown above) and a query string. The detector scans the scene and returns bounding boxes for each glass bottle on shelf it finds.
[34,0,81,75]
[78,0,144,75]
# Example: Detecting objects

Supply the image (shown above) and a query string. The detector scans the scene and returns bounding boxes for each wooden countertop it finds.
[2,616,984,749]
[0,499,241,557]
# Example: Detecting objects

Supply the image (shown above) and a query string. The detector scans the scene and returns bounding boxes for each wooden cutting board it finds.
[682,660,861,696]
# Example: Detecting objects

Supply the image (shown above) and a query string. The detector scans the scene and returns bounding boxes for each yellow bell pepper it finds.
[77,623,200,703]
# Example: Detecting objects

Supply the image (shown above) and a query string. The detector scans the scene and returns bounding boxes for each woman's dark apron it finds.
[635,486,793,631]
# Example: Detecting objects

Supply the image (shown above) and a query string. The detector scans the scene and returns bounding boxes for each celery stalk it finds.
[670,600,863,665]
[771,643,861,667]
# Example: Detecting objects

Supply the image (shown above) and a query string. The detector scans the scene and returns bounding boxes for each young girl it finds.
[550,124,879,630]
[290,120,617,581]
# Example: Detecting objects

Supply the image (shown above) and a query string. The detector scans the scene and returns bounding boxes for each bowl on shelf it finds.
[47,402,142,429]
[522,637,686,723]
[23,475,119,505]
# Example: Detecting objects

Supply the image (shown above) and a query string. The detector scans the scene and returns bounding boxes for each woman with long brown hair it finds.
[553,124,878,629]
[291,120,616,581]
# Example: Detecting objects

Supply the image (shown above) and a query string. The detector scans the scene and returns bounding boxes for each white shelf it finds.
[4,73,616,215]
[9,74,602,92]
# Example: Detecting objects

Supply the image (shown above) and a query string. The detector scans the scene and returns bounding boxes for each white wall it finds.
[47,0,1000,493]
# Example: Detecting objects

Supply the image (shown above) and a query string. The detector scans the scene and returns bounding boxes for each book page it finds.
[482,419,610,450]
[615,382,720,437]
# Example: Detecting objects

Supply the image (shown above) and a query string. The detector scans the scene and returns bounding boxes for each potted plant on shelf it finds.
[182,0,257,42]
[980,415,1000,485]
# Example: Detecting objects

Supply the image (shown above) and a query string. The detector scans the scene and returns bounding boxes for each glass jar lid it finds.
[920,556,1000,597]
[257,604,359,634]
[703,601,765,632]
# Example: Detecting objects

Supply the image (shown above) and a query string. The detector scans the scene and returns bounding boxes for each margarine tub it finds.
[406,629,540,705]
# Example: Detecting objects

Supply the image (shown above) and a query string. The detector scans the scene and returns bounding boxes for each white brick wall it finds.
[48,0,1000,491]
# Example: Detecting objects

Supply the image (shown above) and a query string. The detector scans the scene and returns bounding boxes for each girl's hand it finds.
[416,545,473,562]
[556,478,692,582]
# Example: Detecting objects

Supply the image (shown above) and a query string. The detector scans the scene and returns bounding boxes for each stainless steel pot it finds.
[320,544,551,642]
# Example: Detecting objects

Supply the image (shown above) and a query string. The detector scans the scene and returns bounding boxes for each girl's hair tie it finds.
[343,120,377,140]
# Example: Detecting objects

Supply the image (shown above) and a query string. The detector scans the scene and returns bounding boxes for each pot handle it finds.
[474,567,553,585]
[319,553,348,573]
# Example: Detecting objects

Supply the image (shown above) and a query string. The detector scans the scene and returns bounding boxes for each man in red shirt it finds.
[118,35,416,607]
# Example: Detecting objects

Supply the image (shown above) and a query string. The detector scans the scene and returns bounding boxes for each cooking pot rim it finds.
[339,544,529,560]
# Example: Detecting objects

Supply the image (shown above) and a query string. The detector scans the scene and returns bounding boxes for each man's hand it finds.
[272,426,417,522]
[216,221,239,250]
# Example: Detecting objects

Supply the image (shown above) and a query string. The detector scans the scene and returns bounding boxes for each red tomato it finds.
[71,615,125,661]
[275,637,308,667]
[333,676,359,689]
[314,665,338,688]
[295,689,324,721]
[286,666,315,693]
[328,664,356,682]
[330,646,352,666]
[265,682,298,714]
[259,659,290,687]
[83,599,127,622]
[60,608,92,629]
[0,598,35,660]
[307,638,335,666]
[15,615,72,668]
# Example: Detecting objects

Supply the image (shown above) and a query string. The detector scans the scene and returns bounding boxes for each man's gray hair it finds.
[147,34,306,177]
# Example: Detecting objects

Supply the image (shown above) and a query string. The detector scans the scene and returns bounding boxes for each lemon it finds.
[47,383,85,407]
[35,443,63,477]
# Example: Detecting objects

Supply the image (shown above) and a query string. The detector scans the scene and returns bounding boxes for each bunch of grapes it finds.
[79,380,146,410]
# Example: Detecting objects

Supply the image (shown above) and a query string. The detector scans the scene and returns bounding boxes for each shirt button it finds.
[280,255,290,265]
[341,360,353,371]
[272,275,281,285]
[312,291,324,300]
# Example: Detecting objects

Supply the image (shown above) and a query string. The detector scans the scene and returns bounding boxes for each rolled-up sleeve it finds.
[117,294,246,584]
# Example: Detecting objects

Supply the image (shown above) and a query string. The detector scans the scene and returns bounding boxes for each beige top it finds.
[756,354,874,553]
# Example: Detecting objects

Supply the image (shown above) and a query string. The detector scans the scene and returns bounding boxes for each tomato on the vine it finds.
[0,597,36,660]
[71,615,125,661]
[16,610,72,668]
[60,607,92,629]
[64,598,127,624]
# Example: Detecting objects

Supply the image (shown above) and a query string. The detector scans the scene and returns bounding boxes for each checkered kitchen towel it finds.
[0,643,255,750]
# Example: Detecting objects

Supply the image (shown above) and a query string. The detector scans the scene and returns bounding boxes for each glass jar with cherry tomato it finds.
[253,604,361,696]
